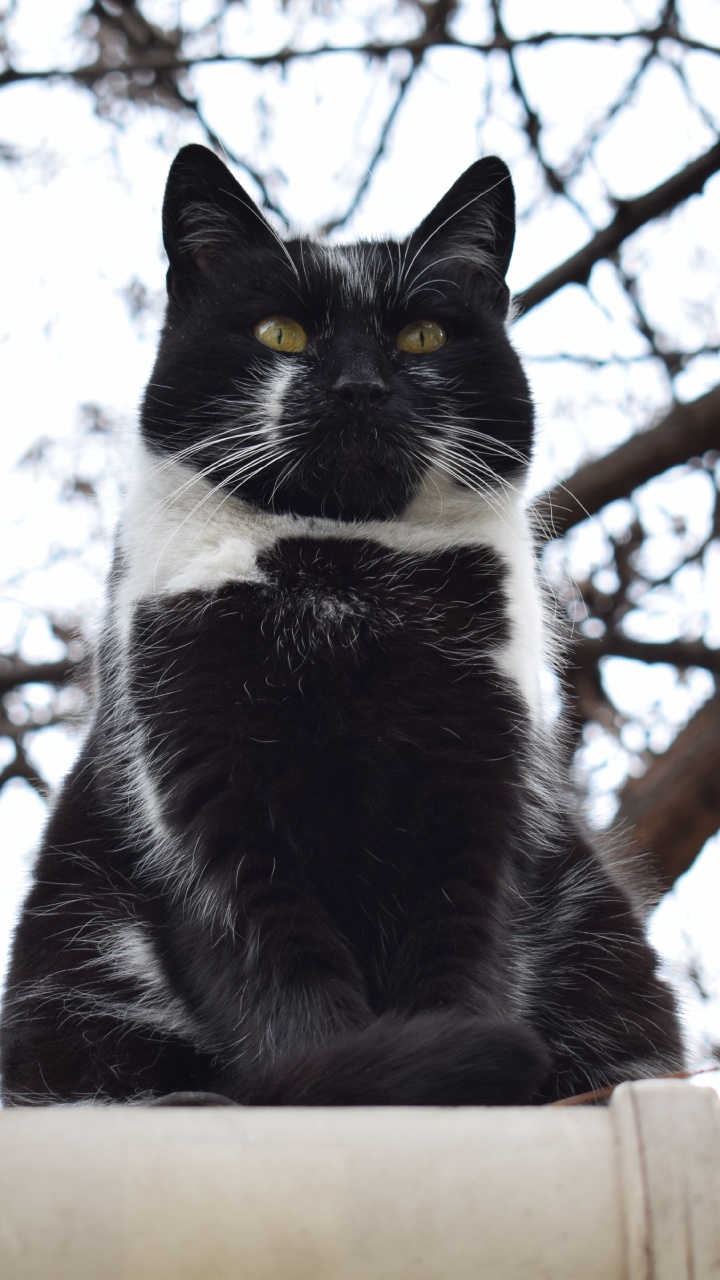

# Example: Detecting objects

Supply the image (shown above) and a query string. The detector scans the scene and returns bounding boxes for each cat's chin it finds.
[263,485,414,522]
[252,462,420,522]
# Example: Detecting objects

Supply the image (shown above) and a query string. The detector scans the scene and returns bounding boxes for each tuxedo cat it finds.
[0,145,683,1105]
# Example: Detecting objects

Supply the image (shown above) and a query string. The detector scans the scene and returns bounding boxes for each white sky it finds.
[1,0,720,1064]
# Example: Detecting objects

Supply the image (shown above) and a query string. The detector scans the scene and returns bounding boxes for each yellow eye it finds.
[254,316,308,353]
[396,320,447,354]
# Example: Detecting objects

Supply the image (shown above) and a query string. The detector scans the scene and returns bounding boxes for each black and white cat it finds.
[0,146,683,1105]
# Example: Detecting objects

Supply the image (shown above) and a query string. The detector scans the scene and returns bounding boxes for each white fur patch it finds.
[262,363,296,441]
[5,922,205,1051]
[132,755,171,840]
[115,442,268,642]
[91,920,204,1041]
[325,245,377,306]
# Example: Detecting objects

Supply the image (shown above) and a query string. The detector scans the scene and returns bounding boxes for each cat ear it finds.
[408,157,515,305]
[162,145,278,297]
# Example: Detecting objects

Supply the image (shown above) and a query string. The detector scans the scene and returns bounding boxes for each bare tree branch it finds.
[322,55,423,234]
[0,657,82,697]
[573,635,720,675]
[615,692,720,891]
[0,743,47,795]
[3,16,718,93]
[514,140,720,316]
[535,383,720,538]
[2,0,718,106]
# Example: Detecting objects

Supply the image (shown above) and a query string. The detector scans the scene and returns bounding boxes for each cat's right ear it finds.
[407,157,516,314]
[162,145,276,301]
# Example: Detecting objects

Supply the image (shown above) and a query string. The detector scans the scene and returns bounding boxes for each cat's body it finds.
[0,147,683,1105]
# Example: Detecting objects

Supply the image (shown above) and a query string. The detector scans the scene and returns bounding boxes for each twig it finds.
[515,139,720,316]
[534,382,720,538]
[0,656,81,697]
[323,57,422,234]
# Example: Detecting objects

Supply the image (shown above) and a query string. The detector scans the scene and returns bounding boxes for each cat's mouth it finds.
[263,443,423,522]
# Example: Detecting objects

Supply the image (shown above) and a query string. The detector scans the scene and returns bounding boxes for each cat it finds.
[0,144,684,1106]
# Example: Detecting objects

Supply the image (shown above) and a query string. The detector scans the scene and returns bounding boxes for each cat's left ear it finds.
[162,144,279,300]
[408,157,515,311]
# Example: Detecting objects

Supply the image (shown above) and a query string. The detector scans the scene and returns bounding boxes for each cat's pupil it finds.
[254,315,307,353]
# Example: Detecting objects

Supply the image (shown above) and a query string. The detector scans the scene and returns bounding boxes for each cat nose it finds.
[333,371,389,406]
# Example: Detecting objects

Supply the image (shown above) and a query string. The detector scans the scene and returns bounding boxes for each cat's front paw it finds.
[149,1090,239,1106]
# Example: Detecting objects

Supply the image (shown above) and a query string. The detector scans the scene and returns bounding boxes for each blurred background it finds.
[1,0,719,1063]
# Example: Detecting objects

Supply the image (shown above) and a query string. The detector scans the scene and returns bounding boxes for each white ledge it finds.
[0,1081,718,1279]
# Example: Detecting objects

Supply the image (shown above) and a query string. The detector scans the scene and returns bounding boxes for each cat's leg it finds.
[157,856,376,1094]
[1,983,218,1107]
[525,839,685,1101]
[2,823,548,1107]
[372,893,553,1105]
[148,850,552,1106]
[0,867,219,1105]
[0,754,218,1106]
[120,591,384,1096]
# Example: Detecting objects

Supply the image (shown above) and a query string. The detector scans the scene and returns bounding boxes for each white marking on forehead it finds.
[324,245,377,306]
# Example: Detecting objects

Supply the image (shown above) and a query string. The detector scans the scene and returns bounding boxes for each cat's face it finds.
[143,145,533,522]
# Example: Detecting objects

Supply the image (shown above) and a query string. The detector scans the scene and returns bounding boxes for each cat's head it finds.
[143,144,533,522]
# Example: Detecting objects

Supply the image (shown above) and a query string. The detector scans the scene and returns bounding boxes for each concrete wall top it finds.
[0,1080,718,1280]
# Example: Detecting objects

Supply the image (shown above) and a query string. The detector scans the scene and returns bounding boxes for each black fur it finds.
[0,146,683,1106]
